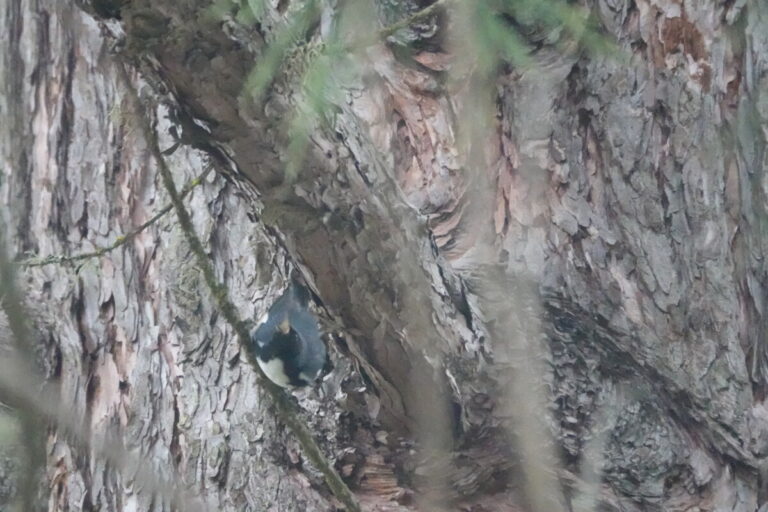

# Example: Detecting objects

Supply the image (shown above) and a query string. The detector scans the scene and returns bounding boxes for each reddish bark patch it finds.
[661,17,706,61]
[412,51,453,71]
[660,16,711,91]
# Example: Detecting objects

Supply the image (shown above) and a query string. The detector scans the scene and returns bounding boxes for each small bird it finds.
[250,280,327,388]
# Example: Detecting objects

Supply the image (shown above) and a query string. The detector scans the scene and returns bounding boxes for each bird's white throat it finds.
[257,357,292,388]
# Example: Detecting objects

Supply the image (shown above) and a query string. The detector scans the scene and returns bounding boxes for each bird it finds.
[249,280,328,388]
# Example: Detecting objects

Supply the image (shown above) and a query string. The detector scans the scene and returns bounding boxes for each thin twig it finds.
[119,64,363,512]
[16,167,212,268]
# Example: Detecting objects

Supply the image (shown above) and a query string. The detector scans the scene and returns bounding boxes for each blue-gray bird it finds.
[250,280,327,388]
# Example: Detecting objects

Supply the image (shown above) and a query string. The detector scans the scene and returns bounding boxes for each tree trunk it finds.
[1,0,767,511]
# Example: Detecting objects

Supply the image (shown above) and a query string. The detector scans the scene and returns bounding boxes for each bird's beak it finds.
[278,318,291,334]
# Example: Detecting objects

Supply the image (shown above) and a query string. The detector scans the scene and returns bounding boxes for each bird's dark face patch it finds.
[257,329,312,387]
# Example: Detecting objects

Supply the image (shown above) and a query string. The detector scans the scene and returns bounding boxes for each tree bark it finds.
[1,0,767,511]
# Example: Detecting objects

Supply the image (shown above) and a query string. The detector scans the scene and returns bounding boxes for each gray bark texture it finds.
[1,0,767,511]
